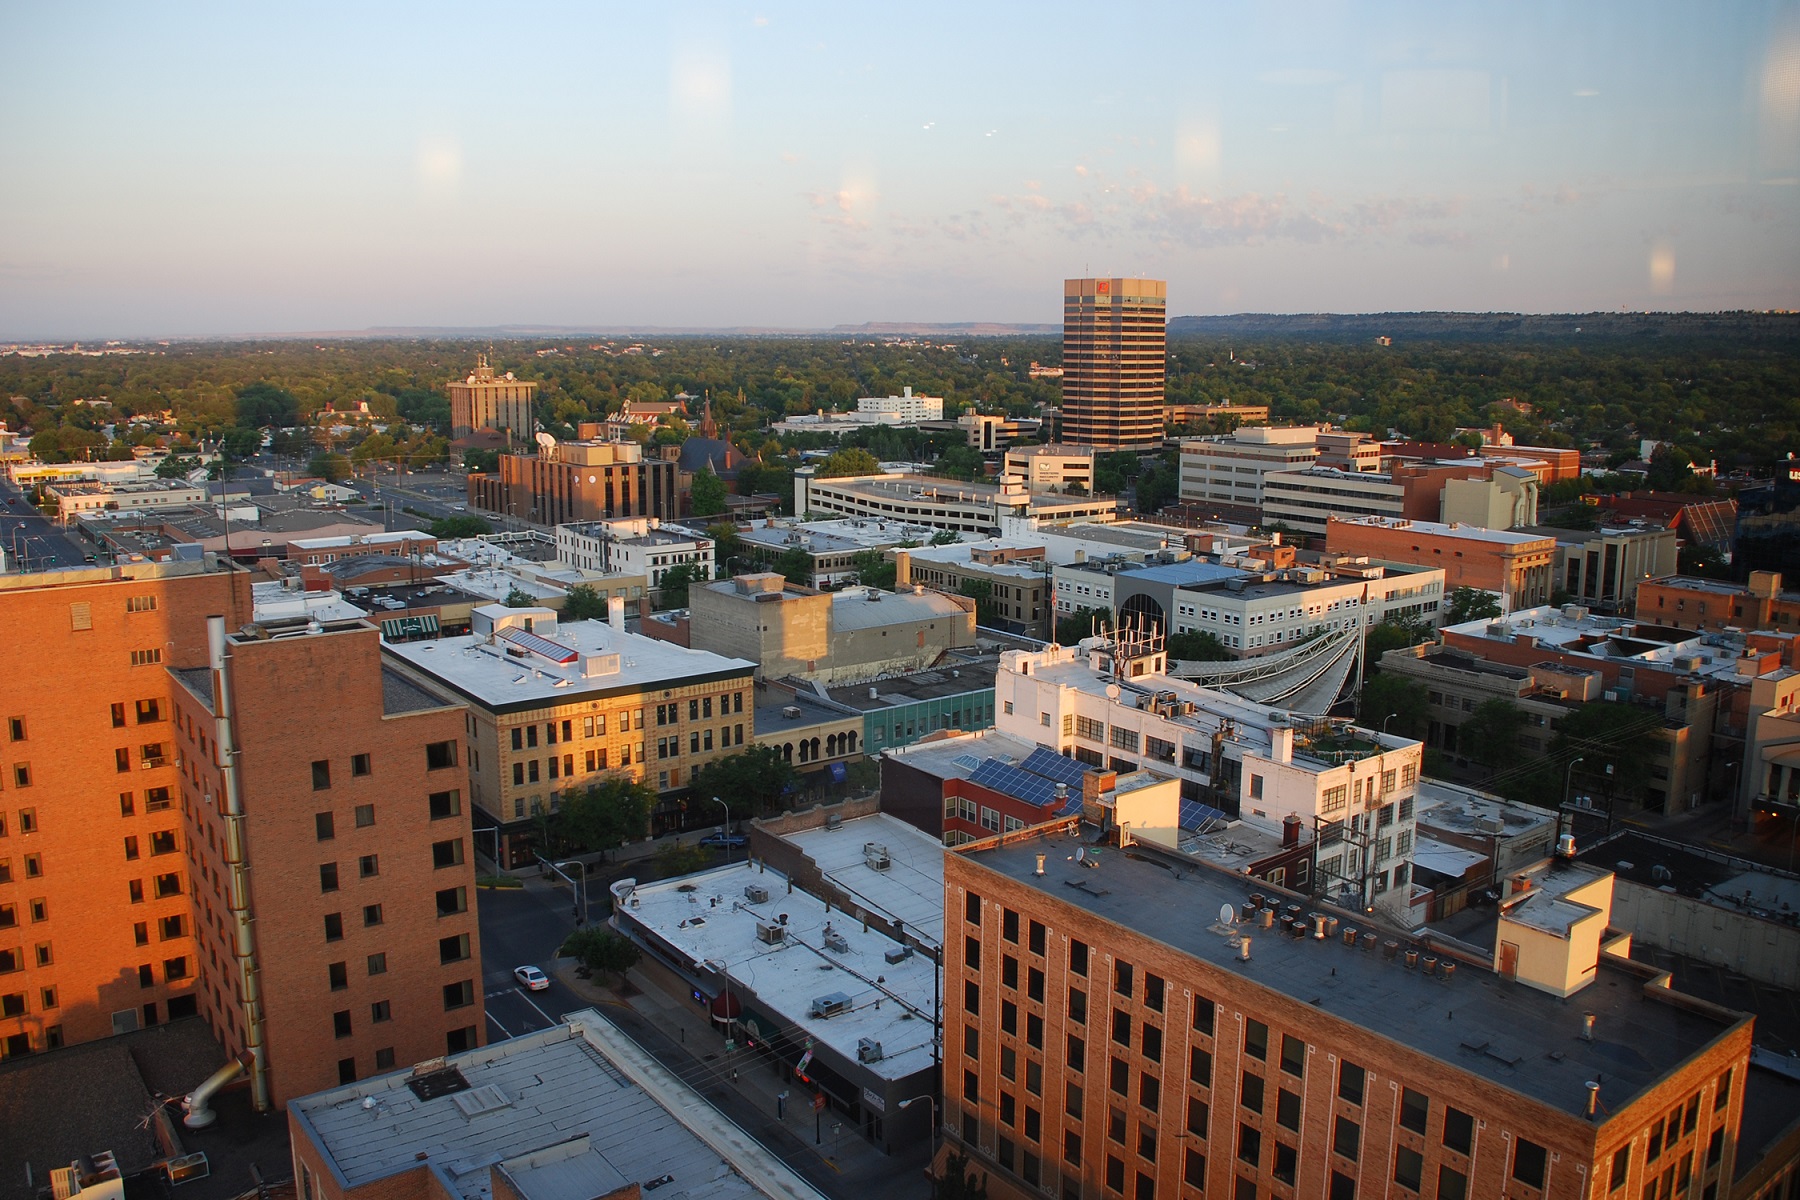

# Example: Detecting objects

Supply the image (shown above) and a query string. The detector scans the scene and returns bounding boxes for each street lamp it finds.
[1563,756,1586,810]
[552,859,588,926]
[1381,712,1398,739]
[897,1094,939,1169]
[712,795,732,861]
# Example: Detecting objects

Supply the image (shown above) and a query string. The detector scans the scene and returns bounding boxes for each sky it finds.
[2,1,1798,338]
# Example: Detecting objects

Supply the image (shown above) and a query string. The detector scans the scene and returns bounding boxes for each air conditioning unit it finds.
[755,920,785,945]
[863,842,892,871]
[823,927,850,953]
[857,1037,885,1064]
[884,945,914,965]
[810,992,852,1019]
[744,884,770,903]
[782,706,803,719]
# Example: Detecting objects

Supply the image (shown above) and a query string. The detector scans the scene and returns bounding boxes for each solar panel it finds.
[499,627,578,664]
[951,754,983,772]
[1179,799,1231,831]
[968,759,1062,809]
[1020,747,1090,787]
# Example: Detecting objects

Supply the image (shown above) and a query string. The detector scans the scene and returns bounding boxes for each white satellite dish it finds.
[1075,847,1087,864]
[1219,903,1235,926]
[535,431,558,453]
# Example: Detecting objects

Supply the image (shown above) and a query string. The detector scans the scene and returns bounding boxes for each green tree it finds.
[818,447,881,478]
[562,583,607,621]
[934,443,985,481]
[428,514,494,538]
[689,465,728,517]
[1357,674,1429,740]
[1056,606,1108,645]
[155,455,201,480]
[463,448,501,473]
[655,842,714,877]
[308,451,351,482]
[234,381,299,428]
[707,521,741,572]
[1167,630,1232,661]
[1645,443,1695,492]
[689,745,798,818]
[852,550,896,590]
[774,546,813,584]
[934,1148,990,1200]
[959,577,999,626]
[557,778,654,853]
[929,527,961,546]
[1364,619,1434,674]
[504,586,537,608]
[559,927,641,984]
[1443,587,1502,626]
[219,426,262,460]
[1459,699,1527,771]
[1092,451,1142,495]
[270,428,315,458]
[1549,702,1661,812]
[657,562,707,609]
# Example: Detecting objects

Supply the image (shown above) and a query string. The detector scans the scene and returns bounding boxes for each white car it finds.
[513,965,550,991]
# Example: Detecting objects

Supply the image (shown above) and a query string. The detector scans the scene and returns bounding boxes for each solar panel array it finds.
[1179,799,1231,830]
[951,754,983,772]
[967,759,1063,809]
[1020,747,1090,787]
[499,627,578,664]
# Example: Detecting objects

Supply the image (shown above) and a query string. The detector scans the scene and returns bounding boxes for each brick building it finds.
[0,560,251,1061]
[447,353,537,442]
[468,438,677,526]
[941,818,1755,1200]
[1326,517,1556,612]
[167,615,481,1106]
[1637,572,1800,634]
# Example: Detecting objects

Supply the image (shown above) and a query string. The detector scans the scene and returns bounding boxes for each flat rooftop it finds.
[1118,560,1249,588]
[383,618,754,710]
[828,584,967,630]
[826,656,999,710]
[1331,516,1554,545]
[1414,780,1557,840]
[881,728,1046,782]
[621,862,940,1080]
[1444,606,1796,684]
[736,516,948,553]
[773,812,946,946]
[754,689,854,735]
[290,1010,819,1200]
[961,823,1748,1120]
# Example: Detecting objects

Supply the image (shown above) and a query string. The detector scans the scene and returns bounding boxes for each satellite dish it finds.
[1220,903,1235,926]
[1075,847,1087,864]
[535,431,558,453]
[1105,683,1121,699]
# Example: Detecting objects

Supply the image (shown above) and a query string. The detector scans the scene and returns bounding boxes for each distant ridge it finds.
[1166,310,1800,343]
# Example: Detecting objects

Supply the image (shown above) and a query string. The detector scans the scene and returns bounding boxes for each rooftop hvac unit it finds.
[857,1037,885,1064]
[863,842,892,871]
[823,926,851,953]
[755,920,786,945]
[164,1153,211,1184]
[744,884,770,903]
[782,705,803,719]
[811,991,852,1019]
[884,945,914,965]
[825,813,842,830]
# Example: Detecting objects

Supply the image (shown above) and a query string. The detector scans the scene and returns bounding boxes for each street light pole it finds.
[1563,756,1586,811]
[1381,712,1398,739]
[898,1094,939,1171]
[712,795,732,862]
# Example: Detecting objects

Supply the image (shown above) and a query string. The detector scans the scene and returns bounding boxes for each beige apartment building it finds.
[1062,277,1167,451]
[447,353,537,442]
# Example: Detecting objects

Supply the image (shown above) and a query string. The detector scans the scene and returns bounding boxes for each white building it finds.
[857,385,943,422]
[45,478,205,519]
[1178,426,1325,513]
[1262,466,1408,535]
[1002,443,1095,492]
[993,635,1423,910]
[794,469,1118,534]
[1149,562,1446,655]
[557,516,714,589]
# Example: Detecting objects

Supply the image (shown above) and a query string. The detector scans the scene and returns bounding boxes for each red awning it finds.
[709,992,743,1022]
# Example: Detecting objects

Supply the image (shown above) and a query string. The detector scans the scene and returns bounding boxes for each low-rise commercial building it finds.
[1166,400,1271,429]
[859,386,943,422]
[1002,444,1095,492]
[731,515,948,589]
[382,603,755,858]
[1638,571,1800,633]
[825,652,1000,754]
[1178,426,1327,520]
[287,529,440,566]
[1520,524,1679,614]
[896,540,1055,636]
[795,469,1117,534]
[1326,516,1556,611]
[753,684,864,776]
[685,572,976,684]
[289,1009,826,1200]
[47,478,205,519]
[555,516,713,590]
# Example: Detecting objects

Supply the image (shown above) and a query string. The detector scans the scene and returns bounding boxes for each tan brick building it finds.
[942,819,1754,1200]
[0,560,251,1061]
[1062,278,1167,451]
[170,616,481,1106]
[468,438,677,526]
[448,353,537,442]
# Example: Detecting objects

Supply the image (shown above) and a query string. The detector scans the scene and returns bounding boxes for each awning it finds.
[380,614,439,640]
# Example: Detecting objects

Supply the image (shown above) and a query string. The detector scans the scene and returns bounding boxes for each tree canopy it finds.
[557,778,654,853]
[562,583,607,621]
[1443,588,1503,626]
[817,447,880,478]
[428,514,493,538]
[688,745,798,818]
[657,563,707,609]
[689,465,728,517]
[1358,673,1429,740]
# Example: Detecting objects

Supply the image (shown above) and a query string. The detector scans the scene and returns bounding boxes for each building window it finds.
[436,887,467,916]
[1333,1116,1360,1161]
[328,961,348,991]
[429,790,460,819]
[355,804,375,827]
[371,1000,391,1023]
[367,953,387,975]
[426,741,458,770]
[359,854,379,878]
[440,933,470,963]
[319,863,339,892]
[316,812,335,841]
[311,760,331,790]
[1244,1018,1268,1061]
[1338,1060,1364,1105]
[432,839,464,868]
[324,913,343,941]
[363,904,383,927]
[1442,1107,1474,1154]
[1396,1147,1424,1192]
[1280,1034,1305,1078]
[1399,1088,1429,1133]
[352,753,371,777]
[333,1010,353,1038]
[1512,1139,1548,1190]
[442,980,475,1010]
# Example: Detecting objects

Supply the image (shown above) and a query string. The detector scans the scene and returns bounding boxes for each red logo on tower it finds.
[1096,281,1110,294]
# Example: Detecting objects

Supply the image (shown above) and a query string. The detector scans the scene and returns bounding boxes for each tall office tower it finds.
[171,616,481,1105]
[0,560,251,1061]
[1061,277,1167,451]
[447,353,538,442]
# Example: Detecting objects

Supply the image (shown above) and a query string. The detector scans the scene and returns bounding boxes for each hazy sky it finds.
[3,2,1798,337]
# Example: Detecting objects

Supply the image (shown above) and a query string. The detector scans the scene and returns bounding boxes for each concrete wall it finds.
[690,576,830,679]
[1608,880,1800,988]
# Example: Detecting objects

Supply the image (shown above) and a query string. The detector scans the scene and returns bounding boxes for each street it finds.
[0,478,95,571]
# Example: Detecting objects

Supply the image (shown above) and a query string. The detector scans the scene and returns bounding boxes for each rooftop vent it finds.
[450,1084,513,1120]
[782,705,803,719]
[857,1037,885,1063]
[864,842,892,871]
[823,925,851,954]
[745,884,770,904]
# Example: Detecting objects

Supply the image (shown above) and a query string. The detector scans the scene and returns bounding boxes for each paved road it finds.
[0,479,94,571]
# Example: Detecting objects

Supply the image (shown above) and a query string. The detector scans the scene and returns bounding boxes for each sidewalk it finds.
[548,954,933,1200]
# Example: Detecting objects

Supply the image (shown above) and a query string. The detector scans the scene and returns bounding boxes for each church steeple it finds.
[700,391,718,439]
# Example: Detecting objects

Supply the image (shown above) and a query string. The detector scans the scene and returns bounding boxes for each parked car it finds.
[513,964,550,991]
[699,832,748,849]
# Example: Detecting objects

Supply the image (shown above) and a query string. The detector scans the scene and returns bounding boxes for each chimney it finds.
[1282,814,1302,848]
[1034,854,1046,876]
[1511,872,1532,896]
[1238,936,1252,961]
[608,596,626,631]
[1581,1012,1596,1042]
[1586,1081,1601,1120]
[894,550,911,587]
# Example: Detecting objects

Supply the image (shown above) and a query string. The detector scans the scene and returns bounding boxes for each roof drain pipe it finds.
[183,1057,247,1130]
[200,615,271,1118]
